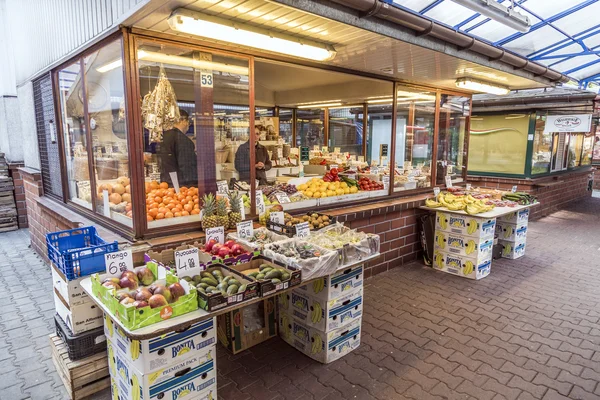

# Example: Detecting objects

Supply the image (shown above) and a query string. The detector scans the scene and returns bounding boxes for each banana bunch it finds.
[311,301,323,324]
[131,375,140,400]
[428,193,494,215]
[311,334,323,354]
[280,314,291,340]
[108,343,116,376]
[467,219,478,235]
[438,213,448,229]
[503,227,513,239]
[463,261,474,276]
[435,233,445,249]
[111,380,119,400]
[503,243,512,256]
[465,240,476,255]
[433,252,444,269]
[217,326,230,347]
[130,340,140,361]
[105,314,113,337]
[313,279,325,294]
[425,198,442,208]
[279,293,289,309]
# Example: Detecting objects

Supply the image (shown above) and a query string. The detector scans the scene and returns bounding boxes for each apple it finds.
[230,244,244,256]
[119,276,138,290]
[135,288,152,302]
[218,246,231,258]
[168,283,185,302]
[116,293,131,302]
[121,270,139,282]
[102,277,120,285]
[133,300,148,309]
[102,281,120,290]
[135,267,155,286]
[211,243,222,255]
[148,294,168,308]
[120,297,135,306]
[204,239,217,253]
[224,240,236,249]
[153,285,172,302]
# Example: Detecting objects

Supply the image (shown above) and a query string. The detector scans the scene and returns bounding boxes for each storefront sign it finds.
[105,250,134,275]
[544,114,592,133]
[205,226,225,244]
[236,220,253,239]
[175,248,202,278]
[295,222,310,238]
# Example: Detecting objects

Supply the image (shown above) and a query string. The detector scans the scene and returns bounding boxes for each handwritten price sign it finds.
[105,250,134,275]
[295,222,310,238]
[236,220,254,239]
[174,247,202,278]
[206,226,225,244]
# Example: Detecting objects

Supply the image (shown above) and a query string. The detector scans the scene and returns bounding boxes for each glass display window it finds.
[328,106,363,157]
[436,94,470,185]
[582,134,593,166]
[568,133,584,168]
[532,115,551,175]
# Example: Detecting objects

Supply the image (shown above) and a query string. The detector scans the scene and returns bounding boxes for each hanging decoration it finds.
[141,66,180,143]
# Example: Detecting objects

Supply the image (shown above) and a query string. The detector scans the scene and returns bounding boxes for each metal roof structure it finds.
[391,0,600,89]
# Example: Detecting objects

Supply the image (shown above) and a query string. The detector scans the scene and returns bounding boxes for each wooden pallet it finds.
[49,334,111,400]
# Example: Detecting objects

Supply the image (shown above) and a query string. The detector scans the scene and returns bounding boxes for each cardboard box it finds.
[435,211,496,239]
[112,343,217,400]
[279,310,361,364]
[280,287,362,332]
[105,315,216,374]
[499,239,526,259]
[228,256,301,297]
[499,208,529,224]
[217,298,277,354]
[434,230,493,263]
[51,263,90,307]
[432,250,491,280]
[495,221,528,242]
[197,264,259,312]
[295,264,363,301]
[53,289,103,335]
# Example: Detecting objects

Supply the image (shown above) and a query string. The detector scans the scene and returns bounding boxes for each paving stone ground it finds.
[2,197,600,399]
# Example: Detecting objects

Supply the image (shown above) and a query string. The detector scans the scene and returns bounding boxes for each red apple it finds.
[224,240,236,249]
[135,267,155,286]
[135,288,152,302]
[121,270,139,282]
[168,283,186,302]
[230,244,244,256]
[102,281,121,290]
[204,239,217,253]
[211,243,222,255]
[119,276,138,290]
[153,285,172,302]
[148,294,168,308]
[218,246,231,258]
[133,300,148,309]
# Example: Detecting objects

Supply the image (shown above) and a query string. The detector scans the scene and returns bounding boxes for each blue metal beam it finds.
[495,0,599,46]
[536,50,600,61]
[579,71,600,82]
[515,4,586,48]
[529,23,600,59]
[419,0,444,14]
[562,58,600,75]
[461,0,528,33]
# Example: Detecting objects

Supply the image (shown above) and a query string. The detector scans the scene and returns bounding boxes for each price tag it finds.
[382,176,390,191]
[275,193,291,203]
[433,187,440,196]
[102,190,111,217]
[295,222,310,238]
[313,145,320,151]
[239,197,246,220]
[105,250,134,275]
[236,220,254,239]
[330,164,338,170]
[200,70,213,88]
[206,227,225,244]
[348,174,356,180]
[466,183,472,191]
[334,147,341,153]
[174,247,202,278]
[412,169,421,177]
[216,180,229,195]
[270,211,285,225]
[321,146,328,153]
[371,167,379,175]
[445,176,453,188]
[169,172,180,193]
[380,156,388,166]
[512,185,518,193]
[255,190,266,215]
[358,156,365,162]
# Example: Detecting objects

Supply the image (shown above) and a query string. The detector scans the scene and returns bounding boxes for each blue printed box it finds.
[295,264,363,301]
[434,231,493,263]
[435,211,496,239]
[432,250,491,280]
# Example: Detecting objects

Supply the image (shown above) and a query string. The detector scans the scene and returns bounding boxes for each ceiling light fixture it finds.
[96,59,123,73]
[449,0,530,33]
[297,102,343,109]
[455,77,510,95]
[168,9,336,61]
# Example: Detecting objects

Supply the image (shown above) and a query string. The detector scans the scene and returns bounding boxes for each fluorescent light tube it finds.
[96,59,123,73]
[297,102,343,109]
[455,77,510,95]
[168,9,336,62]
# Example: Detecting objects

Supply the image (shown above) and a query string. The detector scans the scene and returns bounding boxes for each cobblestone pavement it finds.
[3,197,600,399]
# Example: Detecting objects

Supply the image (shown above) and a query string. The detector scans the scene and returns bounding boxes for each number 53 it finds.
[201,74,213,86]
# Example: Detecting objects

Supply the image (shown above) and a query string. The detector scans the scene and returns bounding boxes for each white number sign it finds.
[105,250,134,275]
[174,248,202,278]
[236,220,254,240]
[295,222,310,238]
[206,227,225,244]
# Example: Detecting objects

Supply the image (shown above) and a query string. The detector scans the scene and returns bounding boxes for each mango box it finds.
[51,263,90,307]
[53,289,103,335]
[197,264,259,312]
[111,339,217,400]
[434,231,493,263]
[217,297,277,354]
[279,310,361,364]
[432,250,491,280]
[435,211,495,239]
[499,239,526,259]
[499,208,529,224]
[91,262,198,331]
[228,256,301,297]
[495,221,528,242]
[295,264,363,301]
[279,287,362,332]
[105,314,216,374]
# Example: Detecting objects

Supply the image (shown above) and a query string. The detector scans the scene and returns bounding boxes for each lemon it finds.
[305,190,314,198]
[350,186,358,193]
[336,188,344,195]
[343,188,350,194]
[319,186,327,193]
[313,191,322,198]
[328,183,336,190]
[298,184,307,191]
[327,190,335,197]
[340,182,348,189]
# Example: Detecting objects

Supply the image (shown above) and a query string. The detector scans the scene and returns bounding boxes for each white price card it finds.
[334,147,341,153]
[206,226,225,244]
[270,211,285,225]
[313,145,320,151]
[200,70,213,88]
[358,156,365,162]
[216,180,229,195]
[102,190,111,218]
[466,183,472,191]
[174,247,202,278]
[512,185,518,193]
[445,176,453,188]
[255,190,266,215]
[382,176,390,191]
[169,172,180,193]
[433,187,441,196]
[105,250,134,275]
[275,193,291,204]
[236,220,254,239]
[348,174,357,180]
[295,222,310,238]
[371,167,379,175]
[239,197,246,220]
[330,164,338,170]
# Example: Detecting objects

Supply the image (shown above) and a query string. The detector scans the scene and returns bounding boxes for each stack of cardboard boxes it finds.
[278,264,363,364]
[105,315,218,400]
[496,208,529,259]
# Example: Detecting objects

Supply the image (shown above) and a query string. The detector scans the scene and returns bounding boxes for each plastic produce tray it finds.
[266,212,337,238]
[54,314,106,361]
[46,226,118,280]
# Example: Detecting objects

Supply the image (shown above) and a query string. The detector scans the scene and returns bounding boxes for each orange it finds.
[190,209,200,215]
[185,196,192,202]
[180,186,188,192]
[155,212,165,219]
[193,204,200,210]
[145,182,151,192]
[174,212,182,217]
[147,214,153,221]
[150,181,159,190]
[193,198,199,204]
[159,182,169,189]
[183,204,193,212]
[181,210,190,216]
[158,207,168,214]
[175,204,183,211]
[148,208,158,218]
[166,203,175,210]
[154,196,162,204]
[165,211,174,218]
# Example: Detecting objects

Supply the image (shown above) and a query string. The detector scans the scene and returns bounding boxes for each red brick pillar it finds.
[20,167,45,258]
[9,163,27,228]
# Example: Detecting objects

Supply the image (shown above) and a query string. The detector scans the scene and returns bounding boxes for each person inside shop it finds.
[157,110,198,187]
[235,139,272,185]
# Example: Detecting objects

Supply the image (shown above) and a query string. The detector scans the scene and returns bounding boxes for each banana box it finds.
[435,211,496,239]
[432,250,491,280]
[111,339,217,400]
[51,263,90,307]
[279,309,361,364]
[495,221,528,242]
[498,239,526,259]
[104,314,216,374]
[279,287,362,332]
[498,208,529,224]
[434,231,493,262]
[295,264,363,301]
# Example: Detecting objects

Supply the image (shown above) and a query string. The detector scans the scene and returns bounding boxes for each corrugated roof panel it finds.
[423,1,474,26]
[546,55,598,72]
[552,3,600,36]
[503,25,569,55]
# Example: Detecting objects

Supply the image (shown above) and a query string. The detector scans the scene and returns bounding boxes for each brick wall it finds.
[9,163,27,228]
[468,168,593,220]
[593,167,600,190]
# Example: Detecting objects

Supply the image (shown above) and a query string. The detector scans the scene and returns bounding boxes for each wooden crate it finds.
[49,334,111,399]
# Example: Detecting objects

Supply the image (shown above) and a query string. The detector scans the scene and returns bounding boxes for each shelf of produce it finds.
[80,253,379,340]
[419,202,539,219]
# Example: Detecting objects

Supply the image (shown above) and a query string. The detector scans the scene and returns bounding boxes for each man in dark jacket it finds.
[157,110,198,187]
[235,140,272,185]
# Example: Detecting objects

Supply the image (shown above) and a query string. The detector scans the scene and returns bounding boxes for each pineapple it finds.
[216,196,229,228]
[228,191,242,229]
[201,193,218,230]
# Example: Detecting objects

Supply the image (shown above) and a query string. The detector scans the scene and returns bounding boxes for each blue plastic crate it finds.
[46,226,118,280]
